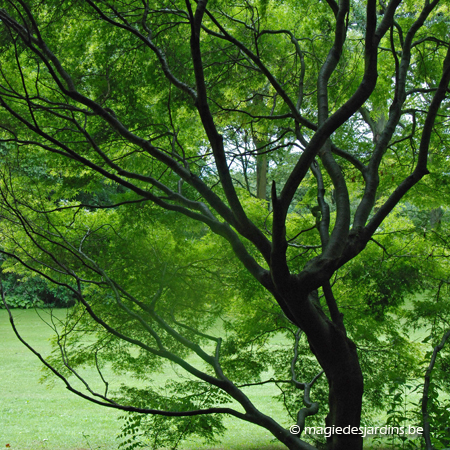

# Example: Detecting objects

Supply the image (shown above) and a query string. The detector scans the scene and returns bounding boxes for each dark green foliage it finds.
[385,380,420,450]
[0,271,75,309]
[364,260,422,319]
[425,373,450,450]
[117,383,229,450]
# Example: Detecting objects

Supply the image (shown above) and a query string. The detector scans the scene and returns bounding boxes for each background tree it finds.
[1,1,450,449]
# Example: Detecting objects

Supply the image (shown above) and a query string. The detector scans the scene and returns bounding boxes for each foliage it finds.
[0,270,75,309]
[1,1,450,450]
[117,382,228,450]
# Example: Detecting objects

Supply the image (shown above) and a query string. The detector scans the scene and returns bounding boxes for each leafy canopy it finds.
[1,1,450,450]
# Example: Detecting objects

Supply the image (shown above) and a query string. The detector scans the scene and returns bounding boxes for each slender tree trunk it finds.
[256,149,268,201]
[251,92,269,202]
[253,133,268,201]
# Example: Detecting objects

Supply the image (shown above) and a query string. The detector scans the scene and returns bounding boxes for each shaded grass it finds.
[1,308,429,450]
[0,309,287,450]
[1,309,121,450]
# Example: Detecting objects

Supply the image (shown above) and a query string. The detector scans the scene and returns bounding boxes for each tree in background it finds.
[1,1,450,449]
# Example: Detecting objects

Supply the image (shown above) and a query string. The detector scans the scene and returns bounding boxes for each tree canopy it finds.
[1,1,450,449]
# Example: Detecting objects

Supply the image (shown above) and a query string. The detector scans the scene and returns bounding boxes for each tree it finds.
[0,1,450,449]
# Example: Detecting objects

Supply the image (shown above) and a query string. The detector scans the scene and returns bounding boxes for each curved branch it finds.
[352,0,441,231]
[365,41,450,237]
[279,0,402,219]
[1,283,252,419]
[84,0,197,101]
[200,15,315,130]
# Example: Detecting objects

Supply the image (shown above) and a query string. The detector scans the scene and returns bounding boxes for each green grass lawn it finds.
[0,307,431,450]
[0,309,287,450]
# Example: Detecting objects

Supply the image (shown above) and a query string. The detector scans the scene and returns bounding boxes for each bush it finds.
[0,272,75,309]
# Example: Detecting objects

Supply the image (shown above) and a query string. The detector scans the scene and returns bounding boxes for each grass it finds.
[0,307,431,450]
[0,309,287,450]
[1,309,122,450]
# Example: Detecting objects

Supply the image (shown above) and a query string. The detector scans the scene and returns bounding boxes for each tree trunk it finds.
[256,149,268,201]
[253,134,268,201]
[324,341,364,450]
[286,292,364,450]
[314,326,364,450]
